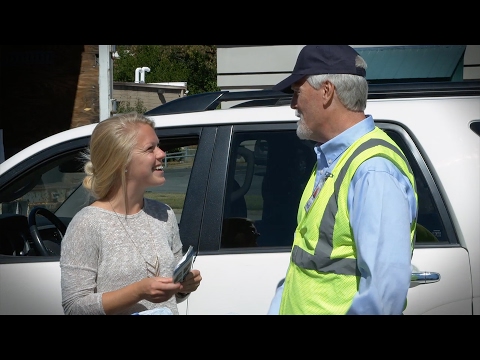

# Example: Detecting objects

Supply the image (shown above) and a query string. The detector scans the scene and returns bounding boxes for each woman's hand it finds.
[102,277,181,314]
[141,277,182,303]
[179,269,202,294]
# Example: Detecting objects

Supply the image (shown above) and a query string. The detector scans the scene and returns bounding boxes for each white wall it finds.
[217,45,480,93]
[464,45,480,80]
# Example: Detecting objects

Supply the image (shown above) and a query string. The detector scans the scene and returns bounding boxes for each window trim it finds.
[378,121,460,246]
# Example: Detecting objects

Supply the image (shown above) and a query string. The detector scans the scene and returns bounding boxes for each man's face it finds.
[290,77,325,142]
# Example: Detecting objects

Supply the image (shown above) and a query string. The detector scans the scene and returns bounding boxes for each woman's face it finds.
[126,123,166,190]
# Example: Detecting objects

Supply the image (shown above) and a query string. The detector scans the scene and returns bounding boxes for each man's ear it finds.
[322,80,335,100]
[319,80,335,108]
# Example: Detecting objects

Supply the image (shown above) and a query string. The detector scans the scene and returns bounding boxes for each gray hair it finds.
[307,55,368,112]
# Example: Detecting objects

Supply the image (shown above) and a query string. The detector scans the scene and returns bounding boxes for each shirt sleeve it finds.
[60,210,105,315]
[346,157,416,315]
[267,279,285,315]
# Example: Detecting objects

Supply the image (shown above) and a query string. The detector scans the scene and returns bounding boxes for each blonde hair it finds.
[82,112,155,203]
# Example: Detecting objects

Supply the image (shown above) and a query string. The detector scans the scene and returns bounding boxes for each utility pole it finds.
[98,45,115,121]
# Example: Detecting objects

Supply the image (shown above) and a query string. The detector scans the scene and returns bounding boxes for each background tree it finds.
[113,45,220,95]
[116,98,147,114]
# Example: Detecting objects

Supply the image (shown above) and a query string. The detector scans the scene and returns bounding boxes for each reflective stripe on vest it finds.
[292,136,416,275]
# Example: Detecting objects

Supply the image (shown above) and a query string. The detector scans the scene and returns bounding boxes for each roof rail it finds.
[144,90,291,116]
[367,81,480,99]
[144,81,480,116]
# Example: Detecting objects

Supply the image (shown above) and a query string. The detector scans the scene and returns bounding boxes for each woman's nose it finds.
[156,146,166,158]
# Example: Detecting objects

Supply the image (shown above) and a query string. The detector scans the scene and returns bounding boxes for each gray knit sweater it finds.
[60,198,185,315]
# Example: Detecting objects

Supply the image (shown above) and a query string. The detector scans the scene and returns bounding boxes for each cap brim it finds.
[271,73,305,93]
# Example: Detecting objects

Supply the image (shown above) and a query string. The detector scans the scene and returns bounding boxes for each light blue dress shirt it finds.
[268,116,417,315]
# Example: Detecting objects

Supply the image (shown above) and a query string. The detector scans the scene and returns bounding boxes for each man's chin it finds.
[296,127,313,140]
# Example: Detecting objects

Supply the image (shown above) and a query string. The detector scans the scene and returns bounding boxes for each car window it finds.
[0,133,198,258]
[0,149,88,256]
[221,130,316,248]
[384,129,451,245]
[221,126,454,249]
[0,139,197,226]
[0,150,87,219]
[145,136,198,225]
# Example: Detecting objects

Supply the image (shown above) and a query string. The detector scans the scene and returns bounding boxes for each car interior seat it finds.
[256,135,315,247]
[223,146,254,219]
[224,179,248,218]
[0,214,32,256]
[221,217,260,248]
[221,145,257,248]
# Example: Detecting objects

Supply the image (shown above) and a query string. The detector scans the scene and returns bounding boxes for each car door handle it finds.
[411,272,441,284]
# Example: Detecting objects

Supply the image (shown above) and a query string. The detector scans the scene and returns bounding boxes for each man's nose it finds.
[290,97,297,110]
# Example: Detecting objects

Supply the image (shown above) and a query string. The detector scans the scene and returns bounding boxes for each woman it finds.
[60,112,201,315]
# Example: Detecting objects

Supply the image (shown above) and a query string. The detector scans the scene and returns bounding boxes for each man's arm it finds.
[346,157,416,315]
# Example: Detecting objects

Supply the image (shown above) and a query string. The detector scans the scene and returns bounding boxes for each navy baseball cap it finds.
[272,45,366,93]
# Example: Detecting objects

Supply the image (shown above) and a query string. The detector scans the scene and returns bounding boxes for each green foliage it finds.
[116,98,147,114]
[113,45,220,95]
[144,192,185,210]
[144,192,263,211]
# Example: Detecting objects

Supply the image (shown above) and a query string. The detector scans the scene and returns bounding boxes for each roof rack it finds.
[367,81,480,99]
[144,90,291,116]
[144,81,480,116]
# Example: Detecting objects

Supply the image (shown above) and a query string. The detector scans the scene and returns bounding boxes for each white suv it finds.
[0,82,479,315]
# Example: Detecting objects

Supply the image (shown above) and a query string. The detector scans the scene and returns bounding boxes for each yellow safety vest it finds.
[279,127,417,314]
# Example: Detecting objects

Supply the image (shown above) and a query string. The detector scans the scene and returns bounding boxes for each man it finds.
[268,45,418,315]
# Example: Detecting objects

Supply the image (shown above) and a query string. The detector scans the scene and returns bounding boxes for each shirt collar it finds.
[314,115,375,168]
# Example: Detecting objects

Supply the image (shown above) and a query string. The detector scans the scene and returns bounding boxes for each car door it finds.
[178,121,473,315]
[382,124,472,315]
[0,126,211,315]
[0,138,90,315]
[177,123,317,314]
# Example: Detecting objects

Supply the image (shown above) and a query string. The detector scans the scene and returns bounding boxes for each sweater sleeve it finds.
[60,208,105,315]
